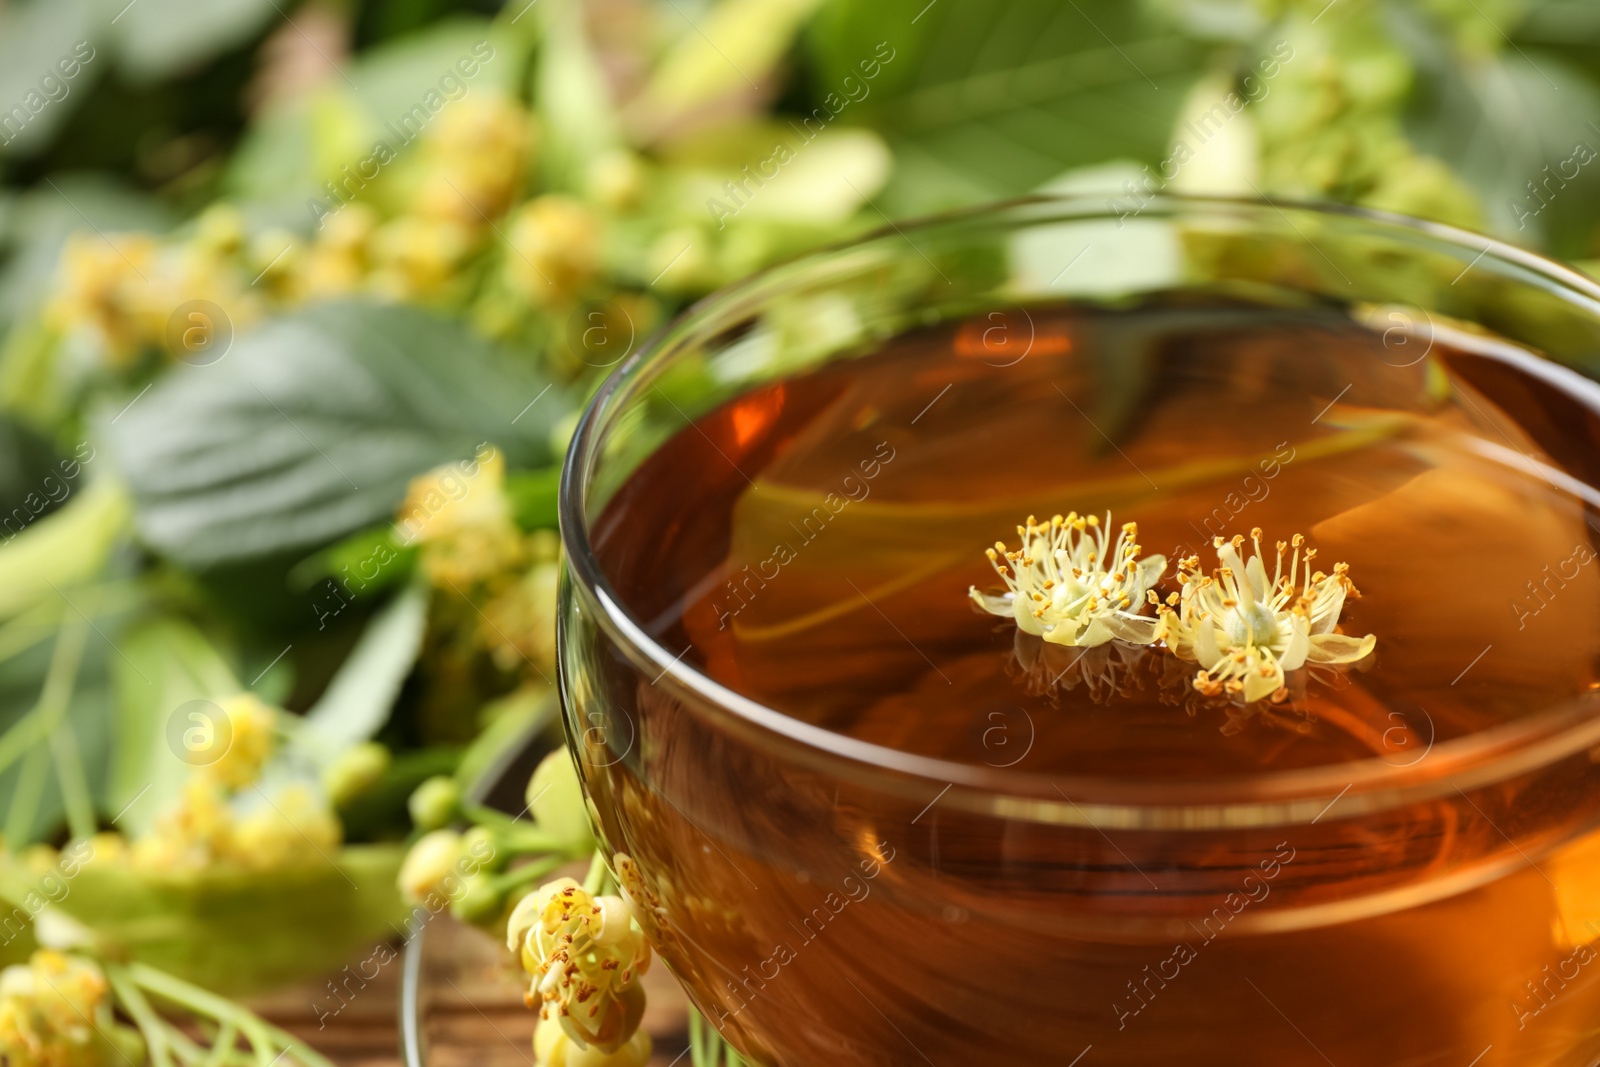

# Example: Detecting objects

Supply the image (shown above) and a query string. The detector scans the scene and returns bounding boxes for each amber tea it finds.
[571,294,1600,1066]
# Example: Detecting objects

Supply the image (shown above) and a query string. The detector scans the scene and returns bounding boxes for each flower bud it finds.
[461,825,500,871]
[527,751,593,849]
[408,776,460,831]
[506,196,599,303]
[450,871,504,924]
[193,204,246,256]
[205,693,278,790]
[324,742,391,807]
[587,151,645,212]
[533,1010,652,1067]
[398,829,463,902]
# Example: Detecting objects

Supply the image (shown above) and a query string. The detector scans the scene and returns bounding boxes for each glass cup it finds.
[556,195,1600,1066]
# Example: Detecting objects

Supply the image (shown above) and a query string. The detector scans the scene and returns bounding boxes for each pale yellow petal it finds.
[1305,632,1376,664]
[1309,581,1347,635]
[1136,554,1167,589]
[1102,612,1160,646]
[1245,553,1271,602]
[1279,616,1311,672]
[1242,658,1283,703]
[968,587,1011,617]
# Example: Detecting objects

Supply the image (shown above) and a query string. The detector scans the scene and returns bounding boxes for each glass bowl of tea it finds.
[556,195,1600,1066]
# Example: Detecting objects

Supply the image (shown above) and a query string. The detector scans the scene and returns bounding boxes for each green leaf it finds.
[349,17,519,123]
[0,0,101,159]
[288,523,417,595]
[110,0,280,83]
[1401,22,1600,254]
[103,300,565,570]
[505,465,561,530]
[301,581,428,754]
[224,17,521,208]
[453,684,553,801]
[804,0,1206,211]
[535,0,621,189]
[0,479,130,622]
[4,844,410,996]
[0,413,68,520]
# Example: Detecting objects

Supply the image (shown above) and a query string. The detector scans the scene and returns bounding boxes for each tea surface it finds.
[598,297,1600,777]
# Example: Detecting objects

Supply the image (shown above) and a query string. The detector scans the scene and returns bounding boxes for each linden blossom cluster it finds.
[307,42,497,228]
[970,514,1375,704]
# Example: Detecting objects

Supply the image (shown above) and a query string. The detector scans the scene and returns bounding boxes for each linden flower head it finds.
[0,951,111,1067]
[203,693,277,789]
[507,879,651,1055]
[970,513,1167,648]
[1159,529,1375,703]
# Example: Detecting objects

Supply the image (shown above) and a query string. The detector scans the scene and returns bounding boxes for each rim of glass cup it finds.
[559,193,1600,826]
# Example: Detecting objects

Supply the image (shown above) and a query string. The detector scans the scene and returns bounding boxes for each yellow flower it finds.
[369,215,476,301]
[0,951,112,1067]
[191,204,247,257]
[534,1015,651,1067]
[248,229,305,302]
[204,693,277,790]
[130,777,235,871]
[970,513,1167,648]
[481,530,560,671]
[229,784,342,869]
[586,151,645,213]
[397,447,525,585]
[413,95,533,226]
[302,204,379,298]
[45,232,160,365]
[505,196,600,304]
[1160,529,1375,703]
[507,879,651,1055]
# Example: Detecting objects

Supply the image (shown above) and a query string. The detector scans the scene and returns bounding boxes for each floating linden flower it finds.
[970,513,1167,648]
[1158,529,1376,703]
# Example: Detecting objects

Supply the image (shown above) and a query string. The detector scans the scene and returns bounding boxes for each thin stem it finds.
[106,966,176,1067]
[164,1020,215,1067]
[123,962,337,1067]
[4,745,50,844]
[0,710,47,784]
[0,599,65,664]
[491,853,566,896]
[49,719,95,841]
[203,1019,240,1067]
[0,581,140,665]
[464,803,571,856]
[500,827,573,855]
[0,613,89,790]
[261,1020,334,1067]
[689,1008,705,1067]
